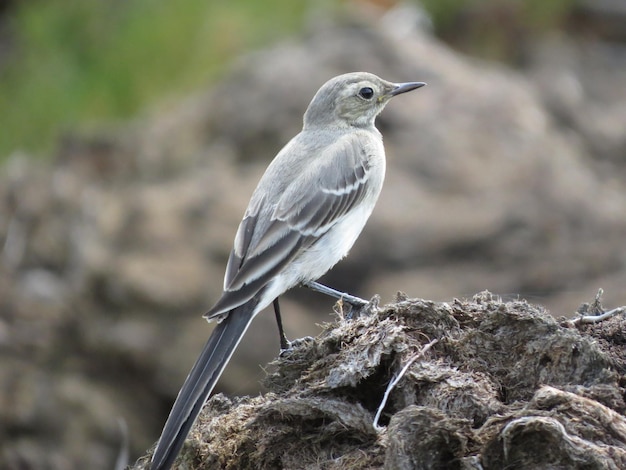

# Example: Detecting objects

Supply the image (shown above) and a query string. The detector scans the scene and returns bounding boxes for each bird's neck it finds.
[303,118,377,132]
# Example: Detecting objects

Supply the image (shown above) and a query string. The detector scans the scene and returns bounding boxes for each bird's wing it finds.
[271,136,371,238]
[206,133,372,319]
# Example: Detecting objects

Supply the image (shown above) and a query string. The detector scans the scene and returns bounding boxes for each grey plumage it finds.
[150,72,425,470]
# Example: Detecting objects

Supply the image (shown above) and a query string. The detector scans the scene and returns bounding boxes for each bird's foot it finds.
[279,335,315,356]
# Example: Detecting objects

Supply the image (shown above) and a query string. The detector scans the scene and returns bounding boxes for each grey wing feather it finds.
[206,133,372,319]
[223,211,255,290]
[207,228,306,317]
[269,135,371,237]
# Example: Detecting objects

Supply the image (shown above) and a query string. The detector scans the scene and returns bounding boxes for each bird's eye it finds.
[358,87,374,99]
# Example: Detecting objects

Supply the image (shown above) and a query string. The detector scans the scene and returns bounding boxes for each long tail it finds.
[150,302,256,470]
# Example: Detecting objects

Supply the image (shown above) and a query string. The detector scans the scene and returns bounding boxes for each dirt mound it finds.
[133,292,626,469]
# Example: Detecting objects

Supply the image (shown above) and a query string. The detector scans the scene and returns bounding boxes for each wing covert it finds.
[208,132,373,319]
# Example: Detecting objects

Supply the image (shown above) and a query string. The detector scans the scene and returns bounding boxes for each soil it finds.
[132,291,626,469]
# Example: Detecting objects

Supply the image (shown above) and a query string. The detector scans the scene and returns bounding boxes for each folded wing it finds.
[205,133,372,319]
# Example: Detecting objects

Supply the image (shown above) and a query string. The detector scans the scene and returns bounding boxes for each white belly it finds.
[253,135,386,315]
[256,196,378,314]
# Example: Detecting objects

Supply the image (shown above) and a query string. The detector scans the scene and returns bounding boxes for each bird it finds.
[150,71,425,469]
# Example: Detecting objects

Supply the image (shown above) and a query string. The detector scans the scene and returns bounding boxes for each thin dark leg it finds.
[302,281,368,308]
[273,298,291,351]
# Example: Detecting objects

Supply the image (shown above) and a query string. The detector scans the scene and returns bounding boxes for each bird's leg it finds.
[302,281,368,319]
[273,298,291,351]
[303,281,368,306]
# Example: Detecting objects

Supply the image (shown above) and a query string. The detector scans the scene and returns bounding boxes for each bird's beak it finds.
[389,81,426,96]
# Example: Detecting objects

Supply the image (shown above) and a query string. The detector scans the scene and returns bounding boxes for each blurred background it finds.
[1,0,625,468]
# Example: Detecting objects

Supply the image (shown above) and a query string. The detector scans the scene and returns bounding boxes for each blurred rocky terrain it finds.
[1,4,626,469]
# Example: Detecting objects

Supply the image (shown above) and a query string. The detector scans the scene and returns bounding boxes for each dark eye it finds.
[358,87,374,99]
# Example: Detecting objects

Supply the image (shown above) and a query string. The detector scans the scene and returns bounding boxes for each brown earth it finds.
[131,292,626,469]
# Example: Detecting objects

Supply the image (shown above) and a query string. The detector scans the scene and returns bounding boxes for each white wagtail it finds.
[150,72,425,469]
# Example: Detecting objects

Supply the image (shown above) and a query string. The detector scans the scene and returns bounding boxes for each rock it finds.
[130,294,626,469]
[524,35,626,172]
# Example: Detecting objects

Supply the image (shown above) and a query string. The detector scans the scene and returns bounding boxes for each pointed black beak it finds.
[389,81,426,96]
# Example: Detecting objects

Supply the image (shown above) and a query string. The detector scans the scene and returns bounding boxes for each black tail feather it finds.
[150,302,257,470]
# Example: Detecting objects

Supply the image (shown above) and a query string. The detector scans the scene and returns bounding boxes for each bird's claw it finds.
[279,335,315,356]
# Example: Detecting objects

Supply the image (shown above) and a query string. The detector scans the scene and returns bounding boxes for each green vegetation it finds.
[0,0,575,161]
[0,0,310,160]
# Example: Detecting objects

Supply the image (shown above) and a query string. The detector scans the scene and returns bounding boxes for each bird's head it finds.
[303,72,425,129]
